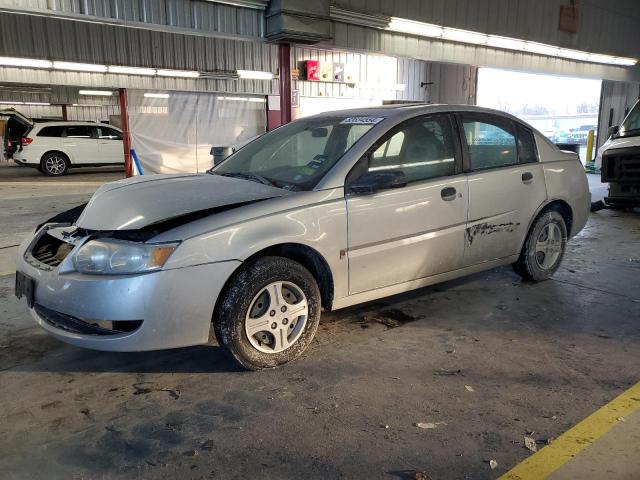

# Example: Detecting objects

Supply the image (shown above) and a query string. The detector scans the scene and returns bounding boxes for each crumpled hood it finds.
[77,173,288,231]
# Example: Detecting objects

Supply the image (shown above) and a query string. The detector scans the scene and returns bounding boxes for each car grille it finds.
[602,150,640,182]
[34,304,142,336]
[27,233,74,269]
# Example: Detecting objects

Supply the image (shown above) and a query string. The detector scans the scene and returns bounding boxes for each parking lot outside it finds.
[1,162,639,479]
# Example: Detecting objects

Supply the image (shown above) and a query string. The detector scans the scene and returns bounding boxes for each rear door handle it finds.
[441,187,457,201]
[522,172,533,184]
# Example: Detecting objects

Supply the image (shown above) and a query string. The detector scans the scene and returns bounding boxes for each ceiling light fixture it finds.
[157,69,200,78]
[53,61,108,73]
[24,101,51,106]
[108,65,156,76]
[237,70,275,80]
[386,17,637,66]
[0,57,52,69]
[79,90,114,96]
[144,93,170,99]
[0,100,25,104]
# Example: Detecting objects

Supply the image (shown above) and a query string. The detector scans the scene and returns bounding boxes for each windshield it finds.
[210,116,382,191]
[619,100,640,138]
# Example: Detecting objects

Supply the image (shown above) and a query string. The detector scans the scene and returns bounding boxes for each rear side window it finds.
[37,126,65,137]
[64,126,93,138]
[460,114,518,170]
[516,124,538,164]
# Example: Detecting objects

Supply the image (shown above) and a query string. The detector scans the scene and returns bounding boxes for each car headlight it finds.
[73,239,179,275]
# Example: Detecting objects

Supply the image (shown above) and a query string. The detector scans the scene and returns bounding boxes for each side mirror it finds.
[607,125,619,138]
[348,170,408,195]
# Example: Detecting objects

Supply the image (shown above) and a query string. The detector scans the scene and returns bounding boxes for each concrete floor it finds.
[0,163,639,479]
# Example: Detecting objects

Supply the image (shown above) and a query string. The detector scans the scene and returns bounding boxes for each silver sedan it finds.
[15,105,590,369]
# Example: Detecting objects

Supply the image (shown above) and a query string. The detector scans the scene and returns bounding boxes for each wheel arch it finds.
[216,242,335,314]
[41,149,71,164]
[519,199,573,253]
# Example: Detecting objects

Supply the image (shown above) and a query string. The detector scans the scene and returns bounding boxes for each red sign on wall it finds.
[306,60,319,81]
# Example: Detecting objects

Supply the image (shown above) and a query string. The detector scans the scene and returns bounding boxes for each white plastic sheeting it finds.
[129,91,267,174]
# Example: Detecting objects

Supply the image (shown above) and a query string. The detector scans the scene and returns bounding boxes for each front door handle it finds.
[522,172,534,184]
[441,187,457,201]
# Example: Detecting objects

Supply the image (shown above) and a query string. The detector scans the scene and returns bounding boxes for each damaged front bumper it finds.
[16,225,240,351]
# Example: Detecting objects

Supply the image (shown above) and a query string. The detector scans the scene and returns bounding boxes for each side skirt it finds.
[331,255,519,310]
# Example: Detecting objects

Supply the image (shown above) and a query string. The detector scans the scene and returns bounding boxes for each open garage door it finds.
[129,91,267,174]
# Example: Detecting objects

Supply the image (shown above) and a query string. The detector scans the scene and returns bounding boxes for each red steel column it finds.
[278,43,292,125]
[118,88,133,177]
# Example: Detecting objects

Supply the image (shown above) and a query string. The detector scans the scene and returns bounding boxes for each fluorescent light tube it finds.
[79,90,113,96]
[442,28,487,45]
[612,57,637,66]
[0,100,25,104]
[156,69,200,78]
[108,65,156,76]
[24,102,51,106]
[558,49,591,61]
[524,42,560,57]
[144,93,170,99]
[53,61,108,73]
[237,70,274,80]
[387,17,443,38]
[487,36,525,51]
[0,57,52,68]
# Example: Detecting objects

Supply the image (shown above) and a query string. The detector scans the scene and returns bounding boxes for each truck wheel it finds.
[214,256,321,370]
[41,152,70,176]
[513,210,567,282]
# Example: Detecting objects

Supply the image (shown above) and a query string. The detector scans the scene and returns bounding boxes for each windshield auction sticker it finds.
[340,117,384,125]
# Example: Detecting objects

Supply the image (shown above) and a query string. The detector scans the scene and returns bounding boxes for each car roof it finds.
[306,103,524,121]
[33,121,120,129]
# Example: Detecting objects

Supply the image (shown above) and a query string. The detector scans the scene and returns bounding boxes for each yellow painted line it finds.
[0,270,15,277]
[500,382,640,480]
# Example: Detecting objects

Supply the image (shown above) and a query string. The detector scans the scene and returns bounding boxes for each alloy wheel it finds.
[45,155,67,175]
[245,281,308,354]
[534,222,563,269]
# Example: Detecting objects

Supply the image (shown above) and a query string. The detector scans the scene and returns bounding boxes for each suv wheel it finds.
[513,210,567,281]
[41,152,70,176]
[214,256,321,370]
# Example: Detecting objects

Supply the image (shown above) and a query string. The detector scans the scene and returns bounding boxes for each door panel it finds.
[464,164,546,265]
[458,113,548,266]
[347,176,469,294]
[96,127,124,163]
[62,125,98,164]
[346,113,468,295]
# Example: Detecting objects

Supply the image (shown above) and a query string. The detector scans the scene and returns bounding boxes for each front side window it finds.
[64,126,93,138]
[366,115,456,183]
[620,100,640,137]
[461,114,517,170]
[212,116,380,191]
[96,127,123,140]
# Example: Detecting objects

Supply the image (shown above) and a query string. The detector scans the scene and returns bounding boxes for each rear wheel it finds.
[40,152,70,176]
[214,256,321,370]
[513,210,567,282]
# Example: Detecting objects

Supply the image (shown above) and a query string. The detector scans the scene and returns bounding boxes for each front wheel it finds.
[513,210,567,281]
[214,256,321,370]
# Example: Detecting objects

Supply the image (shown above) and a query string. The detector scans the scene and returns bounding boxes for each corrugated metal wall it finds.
[0,11,279,95]
[0,0,265,37]
[291,45,476,104]
[334,0,640,60]
[597,80,640,148]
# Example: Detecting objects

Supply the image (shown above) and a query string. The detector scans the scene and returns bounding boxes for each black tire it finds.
[214,256,321,370]
[513,210,567,282]
[40,152,70,176]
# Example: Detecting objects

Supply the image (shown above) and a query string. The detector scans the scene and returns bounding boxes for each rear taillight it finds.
[20,137,33,146]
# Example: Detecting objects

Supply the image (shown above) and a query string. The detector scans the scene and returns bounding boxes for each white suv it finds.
[13,122,124,176]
